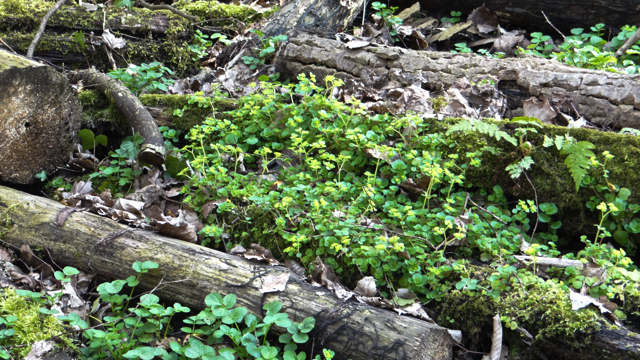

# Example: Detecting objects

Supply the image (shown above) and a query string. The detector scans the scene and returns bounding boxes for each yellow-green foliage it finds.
[0,288,72,357]
[174,0,276,23]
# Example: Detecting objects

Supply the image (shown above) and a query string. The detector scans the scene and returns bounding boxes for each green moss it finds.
[79,90,129,130]
[437,281,606,358]
[174,0,273,24]
[0,288,73,357]
[422,118,640,239]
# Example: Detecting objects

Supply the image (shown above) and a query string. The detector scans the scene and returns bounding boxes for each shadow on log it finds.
[0,185,455,360]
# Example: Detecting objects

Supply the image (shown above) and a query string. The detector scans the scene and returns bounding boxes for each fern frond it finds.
[447,119,517,146]
[561,141,595,191]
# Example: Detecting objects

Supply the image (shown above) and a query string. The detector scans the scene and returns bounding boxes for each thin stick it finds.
[27,0,67,58]
[541,11,568,43]
[136,0,197,21]
[615,27,640,58]
[523,171,539,243]
[466,193,508,224]
[0,37,16,53]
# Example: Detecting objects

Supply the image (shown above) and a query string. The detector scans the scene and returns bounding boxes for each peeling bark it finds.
[0,185,454,360]
[66,69,166,166]
[276,33,640,129]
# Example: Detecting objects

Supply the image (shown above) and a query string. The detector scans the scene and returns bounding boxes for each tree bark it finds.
[261,0,366,37]
[66,69,166,166]
[276,32,640,129]
[0,185,455,360]
[398,0,640,33]
[0,50,81,184]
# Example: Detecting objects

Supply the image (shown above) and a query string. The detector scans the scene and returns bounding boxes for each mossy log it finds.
[0,50,81,184]
[0,185,455,360]
[276,33,640,130]
[78,91,238,133]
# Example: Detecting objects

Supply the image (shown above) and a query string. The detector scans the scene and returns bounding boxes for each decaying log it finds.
[0,185,455,360]
[261,0,365,37]
[398,0,640,33]
[276,32,640,129]
[66,69,166,166]
[0,50,81,184]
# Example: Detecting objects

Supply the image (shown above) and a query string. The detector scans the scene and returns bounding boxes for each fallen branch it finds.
[615,27,640,58]
[66,69,166,166]
[513,255,583,269]
[0,186,455,360]
[27,0,67,58]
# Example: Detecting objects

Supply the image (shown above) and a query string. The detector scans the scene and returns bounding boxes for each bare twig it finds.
[615,27,640,58]
[27,0,67,58]
[523,171,539,242]
[136,0,197,21]
[541,11,568,43]
[95,229,136,247]
[0,37,16,53]
[465,193,508,225]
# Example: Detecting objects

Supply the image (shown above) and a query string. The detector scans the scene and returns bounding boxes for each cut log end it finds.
[0,50,81,184]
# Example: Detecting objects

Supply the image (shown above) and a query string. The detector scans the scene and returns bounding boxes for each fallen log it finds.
[398,0,640,33]
[276,32,640,129]
[0,50,81,184]
[0,185,455,360]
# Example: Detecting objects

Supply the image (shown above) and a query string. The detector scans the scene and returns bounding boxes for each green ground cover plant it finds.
[173,74,640,336]
[5,262,334,360]
[518,24,640,73]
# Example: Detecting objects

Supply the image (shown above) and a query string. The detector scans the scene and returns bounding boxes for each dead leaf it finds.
[230,245,247,255]
[345,40,371,49]
[394,302,433,321]
[259,272,290,293]
[311,257,352,300]
[468,5,499,34]
[397,3,420,21]
[24,340,56,360]
[79,0,99,11]
[242,244,280,265]
[523,98,557,124]
[0,246,11,262]
[102,29,126,50]
[482,314,502,360]
[428,21,473,42]
[56,207,82,227]
[353,276,377,297]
